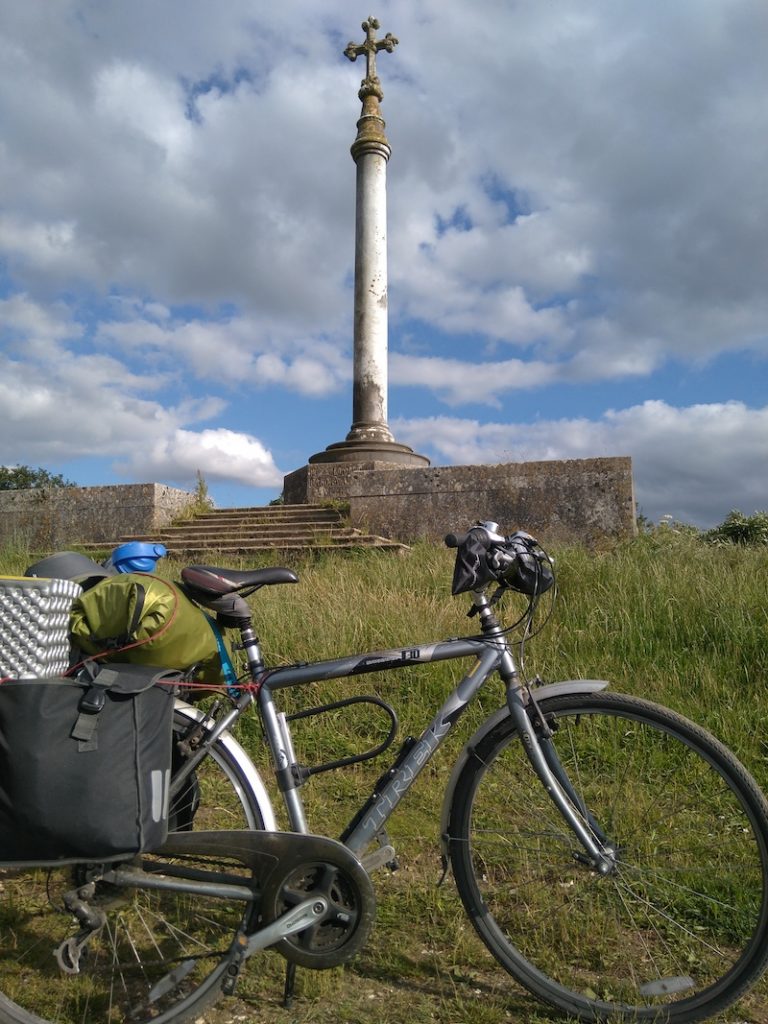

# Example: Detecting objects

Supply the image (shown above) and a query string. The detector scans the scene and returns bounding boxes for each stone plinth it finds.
[285,457,636,547]
[284,461,396,505]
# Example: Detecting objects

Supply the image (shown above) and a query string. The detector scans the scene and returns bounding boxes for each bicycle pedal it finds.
[361,844,397,873]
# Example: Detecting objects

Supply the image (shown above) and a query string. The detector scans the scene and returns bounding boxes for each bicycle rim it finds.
[449,692,768,1023]
[0,712,266,1024]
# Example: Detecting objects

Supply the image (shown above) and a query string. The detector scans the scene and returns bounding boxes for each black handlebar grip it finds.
[444,532,466,548]
[444,528,492,549]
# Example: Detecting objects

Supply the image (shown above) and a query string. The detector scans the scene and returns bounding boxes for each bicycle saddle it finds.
[181,565,298,598]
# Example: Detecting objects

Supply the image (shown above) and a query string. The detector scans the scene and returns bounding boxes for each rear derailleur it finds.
[54,881,107,975]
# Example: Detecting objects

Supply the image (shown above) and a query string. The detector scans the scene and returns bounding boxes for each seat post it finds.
[238,621,265,678]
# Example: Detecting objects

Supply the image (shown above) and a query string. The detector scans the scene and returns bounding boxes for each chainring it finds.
[260,835,376,970]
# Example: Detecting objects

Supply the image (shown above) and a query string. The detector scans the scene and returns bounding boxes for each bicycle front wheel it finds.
[448,691,768,1023]
[0,709,268,1024]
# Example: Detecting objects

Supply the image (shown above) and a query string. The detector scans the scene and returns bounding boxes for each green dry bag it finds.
[69,573,235,685]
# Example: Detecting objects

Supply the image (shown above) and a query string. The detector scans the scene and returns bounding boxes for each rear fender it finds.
[174,700,277,831]
[439,680,610,868]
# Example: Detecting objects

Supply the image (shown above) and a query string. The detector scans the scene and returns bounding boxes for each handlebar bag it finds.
[69,573,235,687]
[0,664,177,865]
[451,533,497,595]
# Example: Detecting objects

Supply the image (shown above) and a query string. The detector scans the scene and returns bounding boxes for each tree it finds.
[0,465,76,490]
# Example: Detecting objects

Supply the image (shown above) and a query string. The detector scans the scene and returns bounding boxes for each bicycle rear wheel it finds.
[448,691,768,1023]
[0,709,267,1024]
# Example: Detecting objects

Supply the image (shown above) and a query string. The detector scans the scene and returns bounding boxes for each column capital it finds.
[350,111,391,162]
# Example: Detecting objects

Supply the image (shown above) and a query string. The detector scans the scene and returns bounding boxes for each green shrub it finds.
[706,509,768,546]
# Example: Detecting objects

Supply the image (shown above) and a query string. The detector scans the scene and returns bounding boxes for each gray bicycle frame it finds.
[250,590,614,870]
[51,586,614,977]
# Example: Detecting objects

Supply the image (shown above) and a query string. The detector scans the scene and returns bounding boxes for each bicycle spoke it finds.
[450,692,768,1023]
[0,710,265,1024]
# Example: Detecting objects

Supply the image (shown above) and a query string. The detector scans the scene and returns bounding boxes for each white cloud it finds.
[0,296,282,491]
[393,400,768,527]
[119,428,283,487]
[389,329,663,405]
[384,0,768,362]
[96,314,350,395]
[2,0,765,365]
[390,353,559,405]
[0,294,72,344]
[93,61,192,160]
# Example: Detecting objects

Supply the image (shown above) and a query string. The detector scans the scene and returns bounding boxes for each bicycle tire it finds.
[0,708,267,1024]
[448,691,768,1023]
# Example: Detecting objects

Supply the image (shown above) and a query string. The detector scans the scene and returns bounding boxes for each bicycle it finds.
[1,522,767,1024]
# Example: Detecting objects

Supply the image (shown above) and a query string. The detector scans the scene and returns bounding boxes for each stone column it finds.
[308,17,428,468]
[348,106,393,444]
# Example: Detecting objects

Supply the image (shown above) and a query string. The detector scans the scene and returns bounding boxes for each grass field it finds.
[2,527,767,1023]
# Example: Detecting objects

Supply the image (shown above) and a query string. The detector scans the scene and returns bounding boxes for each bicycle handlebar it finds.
[444,521,506,549]
[445,523,555,598]
[444,523,534,550]
[444,531,478,549]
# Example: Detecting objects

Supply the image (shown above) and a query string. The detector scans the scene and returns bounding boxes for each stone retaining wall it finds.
[285,458,636,546]
[0,458,636,553]
[0,484,195,551]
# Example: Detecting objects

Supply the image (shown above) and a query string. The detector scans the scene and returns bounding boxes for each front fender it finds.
[438,679,610,869]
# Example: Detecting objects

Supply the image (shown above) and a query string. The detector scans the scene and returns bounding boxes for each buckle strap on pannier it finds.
[69,663,181,752]
[71,667,122,752]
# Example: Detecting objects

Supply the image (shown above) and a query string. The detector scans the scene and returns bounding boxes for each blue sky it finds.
[1,0,766,528]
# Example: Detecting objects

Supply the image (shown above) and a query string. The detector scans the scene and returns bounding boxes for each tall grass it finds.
[204,529,768,1023]
[541,530,768,771]
[2,530,767,1023]
[175,532,767,787]
[0,536,34,577]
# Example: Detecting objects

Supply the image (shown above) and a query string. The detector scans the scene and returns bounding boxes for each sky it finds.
[1,0,766,529]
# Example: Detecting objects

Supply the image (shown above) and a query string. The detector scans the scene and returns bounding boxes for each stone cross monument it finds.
[308,16,428,468]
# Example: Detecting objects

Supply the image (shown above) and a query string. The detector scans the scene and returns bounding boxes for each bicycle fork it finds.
[503,667,617,874]
[471,590,617,875]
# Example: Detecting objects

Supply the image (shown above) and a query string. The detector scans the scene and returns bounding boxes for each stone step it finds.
[186,507,345,525]
[129,538,406,557]
[126,523,347,540]
[70,503,407,557]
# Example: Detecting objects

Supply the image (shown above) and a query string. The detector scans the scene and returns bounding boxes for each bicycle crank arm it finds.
[244,896,329,955]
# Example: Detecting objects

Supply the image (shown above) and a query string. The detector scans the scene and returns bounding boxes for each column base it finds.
[308,437,430,467]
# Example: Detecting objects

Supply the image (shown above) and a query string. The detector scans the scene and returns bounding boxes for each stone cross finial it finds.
[345,16,398,101]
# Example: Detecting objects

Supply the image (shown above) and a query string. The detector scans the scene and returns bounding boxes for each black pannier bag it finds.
[0,664,178,865]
